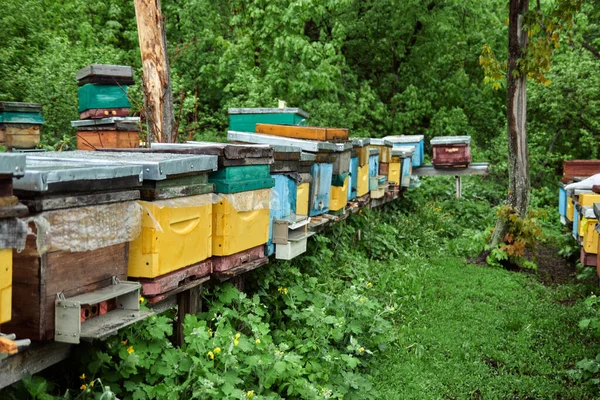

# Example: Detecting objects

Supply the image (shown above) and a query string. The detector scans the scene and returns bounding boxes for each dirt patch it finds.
[469,244,578,286]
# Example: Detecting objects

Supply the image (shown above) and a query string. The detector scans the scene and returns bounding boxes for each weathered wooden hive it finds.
[5,154,150,343]
[0,102,44,150]
[430,136,472,168]
[351,138,371,198]
[73,117,140,150]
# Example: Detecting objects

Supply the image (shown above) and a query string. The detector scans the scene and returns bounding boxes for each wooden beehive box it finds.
[348,157,359,201]
[562,160,600,184]
[430,136,472,168]
[76,64,135,86]
[77,84,130,113]
[73,117,140,150]
[0,102,44,150]
[255,124,348,141]
[383,135,425,167]
[266,174,297,256]
[309,163,333,217]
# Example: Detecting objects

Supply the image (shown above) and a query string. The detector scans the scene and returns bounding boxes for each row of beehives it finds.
[0,122,419,347]
[0,103,475,351]
[558,161,600,272]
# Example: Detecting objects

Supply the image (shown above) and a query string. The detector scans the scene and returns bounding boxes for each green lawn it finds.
[371,254,597,399]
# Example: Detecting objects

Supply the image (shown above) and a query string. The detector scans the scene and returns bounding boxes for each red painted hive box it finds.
[430,136,471,168]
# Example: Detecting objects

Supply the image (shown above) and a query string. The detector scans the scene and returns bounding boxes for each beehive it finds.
[212,189,271,256]
[209,165,274,194]
[77,84,130,113]
[128,195,213,278]
[228,108,309,133]
[357,164,369,197]
[267,175,297,256]
[309,163,333,217]
[567,195,574,222]
[583,218,598,254]
[297,182,310,216]
[383,135,425,167]
[430,136,472,168]
[330,175,349,212]
[559,183,567,218]
[348,157,359,200]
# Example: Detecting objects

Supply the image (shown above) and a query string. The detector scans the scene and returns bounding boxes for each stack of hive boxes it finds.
[369,139,393,200]
[430,136,472,168]
[147,142,275,275]
[0,102,44,150]
[384,135,425,168]
[72,64,140,150]
[0,154,27,334]
[5,153,150,343]
[39,150,219,303]
[559,161,600,269]
[391,146,415,189]
[351,138,371,203]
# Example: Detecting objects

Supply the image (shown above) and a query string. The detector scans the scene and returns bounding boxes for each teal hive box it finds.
[228,108,309,133]
[78,84,130,113]
[209,164,275,194]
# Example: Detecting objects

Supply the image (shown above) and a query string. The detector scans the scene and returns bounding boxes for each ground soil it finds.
[469,244,580,287]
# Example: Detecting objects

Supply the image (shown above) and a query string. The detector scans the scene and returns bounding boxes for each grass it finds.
[357,197,599,399]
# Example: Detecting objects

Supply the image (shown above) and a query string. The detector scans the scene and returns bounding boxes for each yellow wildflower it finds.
[79,373,86,380]
[90,381,95,387]
[359,297,366,303]
[80,384,87,391]
[247,391,254,398]
[283,288,288,295]
[139,296,145,303]
[367,282,372,288]
[121,339,128,345]
[359,347,365,353]
[207,351,214,360]
[278,287,283,293]
[234,339,239,347]
[208,328,213,337]
[255,339,261,345]
[235,332,241,339]
[214,347,221,354]
[127,346,134,354]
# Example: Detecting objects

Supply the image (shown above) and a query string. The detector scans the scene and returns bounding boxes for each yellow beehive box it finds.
[357,146,369,166]
[583,218,598,254]
[213,189,271,256]
[128,195,213,278]
[296,182,310,216]
[579,194,600,207]
[357,164,369,197]
[567,197,574,222]
[330,176,349,212]
[0,248,12,324]
[389,160,401,185]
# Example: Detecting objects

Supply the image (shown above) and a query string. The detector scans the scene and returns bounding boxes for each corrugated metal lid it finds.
[370,138,393,147]
[28,150,217,180]
[351,137,371,147]
[391,146,416,157]
[383,135,425,143]
[0,153,26,176]
[430,136,471,145]
[228,107,309,119]
[71,117,140,127]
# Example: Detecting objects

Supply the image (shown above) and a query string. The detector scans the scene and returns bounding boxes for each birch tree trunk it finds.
[133,0,175,143]
[490,0,530,247]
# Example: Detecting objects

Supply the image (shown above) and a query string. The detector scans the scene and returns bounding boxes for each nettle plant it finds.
[486,205,543,270]
[568,294,600,386]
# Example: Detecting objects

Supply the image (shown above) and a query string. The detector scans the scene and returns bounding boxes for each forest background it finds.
[1,0,598,186]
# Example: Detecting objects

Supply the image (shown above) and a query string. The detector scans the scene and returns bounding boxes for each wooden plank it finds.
[412,163,490,177]
[563,160,600,184]
[176,285,204,345]
[21,190,140,213]
[140,184,213,200]
[148,276,209,305]
[256,124,349,141]
[212,257,269,282]
[271,160,300,173]
[0,204,28,218]
[212,245,265,272]
[77,131,140,150]
[0,342,74,390]
[137,260,212,297]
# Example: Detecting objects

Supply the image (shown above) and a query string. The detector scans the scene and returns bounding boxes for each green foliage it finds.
[569,294,600,387]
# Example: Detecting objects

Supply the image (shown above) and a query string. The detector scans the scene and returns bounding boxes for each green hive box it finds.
[228,108,309,133]
[209,164,275,194]
[78,84,131,113]
[0,112,44,124]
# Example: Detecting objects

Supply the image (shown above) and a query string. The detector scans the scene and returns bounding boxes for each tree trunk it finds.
[490,0,530,247]
[133,0,175,143]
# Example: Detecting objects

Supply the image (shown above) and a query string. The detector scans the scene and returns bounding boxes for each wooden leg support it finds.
[176,286,203,346]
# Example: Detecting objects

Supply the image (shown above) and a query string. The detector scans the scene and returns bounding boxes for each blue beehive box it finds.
[573,204,579,239]
[228,108,309,133]
[348,157,359,201]
[266,174,297,256]
[369,148,379,191]
[383,135,425,167]
[559,183,567,217]
[309,163,333,217]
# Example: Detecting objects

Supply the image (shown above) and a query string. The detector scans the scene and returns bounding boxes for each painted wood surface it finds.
[229,113,306,133]
[401,157,412,188]
[77,84,130,113]
[392,140,424,167]
[256,124,348,141]
[581,247,597,267]
[22,190,140,213]
[137,259,212,297]
[0,124,40,149]
[309,163,333,217]
[388,161,401,185]
[296,182,310,216]
[357,164,369,197]
[562,160,600,184]
[77,131,139,150]
[558,185,567,217]
[349,157,359,200]
[212,245,265,272]
[432,143,472,168]
[79,108,130,120]
[0,249,12,324]
[128,195,212,278]
[330,176,349,212]
[267,174,297,256]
